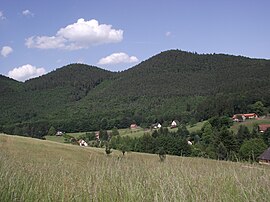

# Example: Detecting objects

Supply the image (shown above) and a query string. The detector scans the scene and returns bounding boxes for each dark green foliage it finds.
[248,101,266,116]
[47,126,56,136]
[177,125,190,138]
[157,147,166,162]
[119,144,129,156]
[217,142,228,160]
[236,125,251,146]
[201,121,214,145]
[215,127,238,153]
[208,116,233,130]
[263,128,270,146]
[1,50,270,136]
[105,142,112,155]
[239,138,267,161]
[111,127,120,136]
[99,130,109,141]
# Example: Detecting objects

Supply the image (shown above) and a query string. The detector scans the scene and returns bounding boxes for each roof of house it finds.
[243,113,257,117]
[258,124,270,132]
[232,113,257,119]
[258,147,270,160]
[130,124,137,128]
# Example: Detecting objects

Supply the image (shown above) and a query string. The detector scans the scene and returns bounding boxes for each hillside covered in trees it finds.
[1,50,270,136]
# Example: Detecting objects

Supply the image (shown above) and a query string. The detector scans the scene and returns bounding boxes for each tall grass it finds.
[1,134,270,201]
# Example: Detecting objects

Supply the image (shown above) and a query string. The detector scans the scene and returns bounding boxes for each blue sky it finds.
[0,0,269,81]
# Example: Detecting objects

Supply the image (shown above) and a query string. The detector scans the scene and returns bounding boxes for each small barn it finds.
[258,147,270,165]
[79,139,88,147]
[170,120,178,129]
[258,124,270,133]
[56,131,64,136]
[152,123,162,129]
[130,124,138,129]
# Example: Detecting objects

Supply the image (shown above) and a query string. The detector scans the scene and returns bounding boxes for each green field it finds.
[1,133,270,201]
[231,118,270,133]
[45,121,206,143]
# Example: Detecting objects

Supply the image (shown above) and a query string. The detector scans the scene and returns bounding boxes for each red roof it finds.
[243,113,257,117]
[258,124,270,132]
[232,113,258,119]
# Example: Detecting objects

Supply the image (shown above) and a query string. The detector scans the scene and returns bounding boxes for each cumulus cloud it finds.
[1,46,13,57]
[22,9,34,16]
[25,18,123,50]
[0,11,6,20]
[98,52,139,65]
[8,64,46,81]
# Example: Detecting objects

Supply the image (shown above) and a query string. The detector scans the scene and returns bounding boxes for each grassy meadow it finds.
[1,133,270,201]
[230,118,270,133]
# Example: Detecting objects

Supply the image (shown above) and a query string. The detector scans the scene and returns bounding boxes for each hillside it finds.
[1,134,270,201]
[0,64,115,135]
[66,50,270,130]
[1,50,270,136]
[94,50,270,97]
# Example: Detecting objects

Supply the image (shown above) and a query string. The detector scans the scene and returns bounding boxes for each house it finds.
[258,147,270,165]
[56,131,63,136]
[171,120,178,129]
[152,123,162,129]
[187,141,193,145]
[243,113,258,119]
[79,139,88,147]
[130,124,138,129]
[232,113,258,122]
[258,124,270,133]
[232,114,246,122]
[95,131,100,140]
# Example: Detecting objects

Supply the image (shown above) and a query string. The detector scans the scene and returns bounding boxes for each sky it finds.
[0,0,270,81]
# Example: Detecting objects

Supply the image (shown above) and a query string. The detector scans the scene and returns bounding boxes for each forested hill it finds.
[1,50,270,136]
[102,50,270,97]
[0,75,22,94]
[25,64,114,91]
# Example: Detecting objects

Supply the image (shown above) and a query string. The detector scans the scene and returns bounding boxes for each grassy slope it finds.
[231,118,270,133]
[1,134,270,201]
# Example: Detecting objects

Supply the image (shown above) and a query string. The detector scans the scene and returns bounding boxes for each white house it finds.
[79,139,88,147]
[171,120,177,128]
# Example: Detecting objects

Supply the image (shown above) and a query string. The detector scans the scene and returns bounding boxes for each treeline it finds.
[98,116,269,162]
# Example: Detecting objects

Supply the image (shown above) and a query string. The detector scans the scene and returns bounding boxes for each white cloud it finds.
[22,9,34,16]
[1,46,13,57]
[25,36,66,49]
[25,18,123,50]
[8,64,46,81]
[0,11,6,20]
[98,52,139,65]
[165,31,171,37]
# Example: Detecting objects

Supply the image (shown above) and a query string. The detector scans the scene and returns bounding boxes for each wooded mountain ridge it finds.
[1,50,270,137]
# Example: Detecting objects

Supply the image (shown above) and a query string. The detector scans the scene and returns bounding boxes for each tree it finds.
[201,121,214,145]
[263,128,270,146]
[157,147,166,162]
[47,126,56,136]
[177,124,190,138]
[111,126,120,136]
[217,142,227,160]
[216,127,238,153]
[99,130,109,141]
[248,101,266,116]
[239,138,267,161]
[119,144,129,156]
[236,125,250,146]
[105,142,112,155]
[209,116,233,130]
